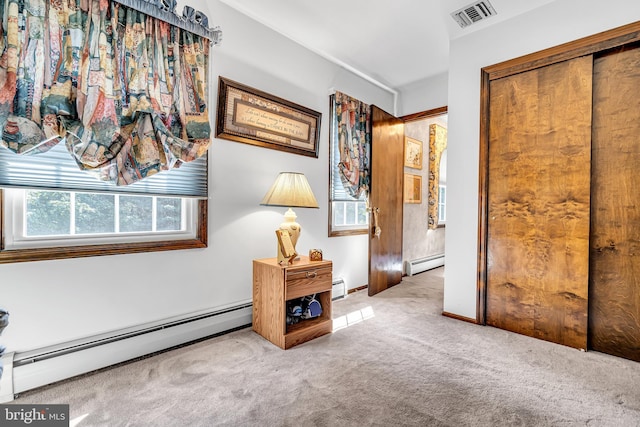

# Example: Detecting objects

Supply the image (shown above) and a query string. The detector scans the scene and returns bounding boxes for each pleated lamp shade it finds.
[260,172,319,208]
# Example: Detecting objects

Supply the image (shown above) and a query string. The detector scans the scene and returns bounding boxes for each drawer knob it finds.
[306,271,317,279]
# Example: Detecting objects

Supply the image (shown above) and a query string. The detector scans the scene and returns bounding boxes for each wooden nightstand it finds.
[252,256,332,349]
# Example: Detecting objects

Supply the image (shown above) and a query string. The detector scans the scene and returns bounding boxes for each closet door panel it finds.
[590,45,640,362]
[487,56,593,349]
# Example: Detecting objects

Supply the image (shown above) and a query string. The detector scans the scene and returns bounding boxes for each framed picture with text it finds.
[215,77,321,158]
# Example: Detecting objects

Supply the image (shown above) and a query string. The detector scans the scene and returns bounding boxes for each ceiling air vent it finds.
[451,1,497,28]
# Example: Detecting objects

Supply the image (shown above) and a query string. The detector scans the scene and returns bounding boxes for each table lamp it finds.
[260,172,319,260]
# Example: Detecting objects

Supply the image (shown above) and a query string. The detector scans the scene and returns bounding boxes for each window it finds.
[438,185,446,224]
[331,199,369,232]
[0,142,207,263]
[0,1,213,263]
[0,189,206,263]
[328,94,369,236]
[329,149,369,236]
[3,190,197,250]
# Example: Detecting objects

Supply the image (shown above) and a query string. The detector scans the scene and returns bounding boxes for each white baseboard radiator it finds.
[0,302,252,402]
[405,254,445,276]
[332,278,347,300]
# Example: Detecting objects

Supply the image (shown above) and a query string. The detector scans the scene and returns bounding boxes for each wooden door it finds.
[590,45,640,362]
[368,106,404,296]
[486,56,593,349]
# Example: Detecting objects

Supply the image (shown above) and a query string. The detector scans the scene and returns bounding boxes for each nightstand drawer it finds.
[285,266,332,300]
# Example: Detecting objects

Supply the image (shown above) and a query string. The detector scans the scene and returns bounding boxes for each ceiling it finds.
[219,0,557,92]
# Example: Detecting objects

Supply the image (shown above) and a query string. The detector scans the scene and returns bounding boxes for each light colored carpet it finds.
[16,268,640,426]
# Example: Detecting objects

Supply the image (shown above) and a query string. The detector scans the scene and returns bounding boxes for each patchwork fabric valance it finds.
[0,0,212,186]
[333,91,371,200]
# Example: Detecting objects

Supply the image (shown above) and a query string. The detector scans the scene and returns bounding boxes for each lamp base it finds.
[280,208,301,248]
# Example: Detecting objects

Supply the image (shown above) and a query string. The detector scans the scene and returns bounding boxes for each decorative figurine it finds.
[309,249,323,261]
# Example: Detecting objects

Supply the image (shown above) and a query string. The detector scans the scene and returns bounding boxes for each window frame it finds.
[5,190,196,248]
[0,189,207,264]
[329,199,369,237]
[438,184,447,227]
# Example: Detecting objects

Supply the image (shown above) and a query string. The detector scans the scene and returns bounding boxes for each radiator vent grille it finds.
[451,1,497,28]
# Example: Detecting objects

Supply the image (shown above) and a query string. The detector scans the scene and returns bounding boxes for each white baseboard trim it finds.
[8,303,252,400]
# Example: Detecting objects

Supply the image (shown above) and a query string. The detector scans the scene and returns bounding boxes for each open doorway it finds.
[401,108,448,276]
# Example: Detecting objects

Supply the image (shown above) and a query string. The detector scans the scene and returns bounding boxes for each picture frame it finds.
[404,136,423,169]
[404,173,422,204]
[276,229,297,265]
[216,77,322,158]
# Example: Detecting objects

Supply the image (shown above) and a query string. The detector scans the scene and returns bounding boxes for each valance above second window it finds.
[332,91,371,201]
[0,0,211,191]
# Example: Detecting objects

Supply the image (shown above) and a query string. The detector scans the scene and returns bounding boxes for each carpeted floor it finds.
[15,268,640,426]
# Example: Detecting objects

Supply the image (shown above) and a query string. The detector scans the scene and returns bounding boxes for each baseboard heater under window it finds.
[405,254,445,276]
[332,278,347,300]
[4,302,253,401]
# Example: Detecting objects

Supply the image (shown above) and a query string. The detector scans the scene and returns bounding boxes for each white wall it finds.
[443,0,640,319]
[398,72,448,117]
[0,0,393,354]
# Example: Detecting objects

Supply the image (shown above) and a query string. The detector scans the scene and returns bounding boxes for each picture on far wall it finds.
[404,173,422,204]
[215,77,321,158]
[404,137,423,169]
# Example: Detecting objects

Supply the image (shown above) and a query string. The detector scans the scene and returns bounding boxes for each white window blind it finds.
[330,140,362,202]
[0,143,208,198]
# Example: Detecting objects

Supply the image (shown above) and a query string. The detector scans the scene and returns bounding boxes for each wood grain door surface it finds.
[368,106,404,296]
[486,56,593,349]
[590,45,640,362]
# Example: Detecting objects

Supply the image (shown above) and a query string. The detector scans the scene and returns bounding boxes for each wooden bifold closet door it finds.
[486,45,640,361]
[486,56,593,350]
[590,44,640,362]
